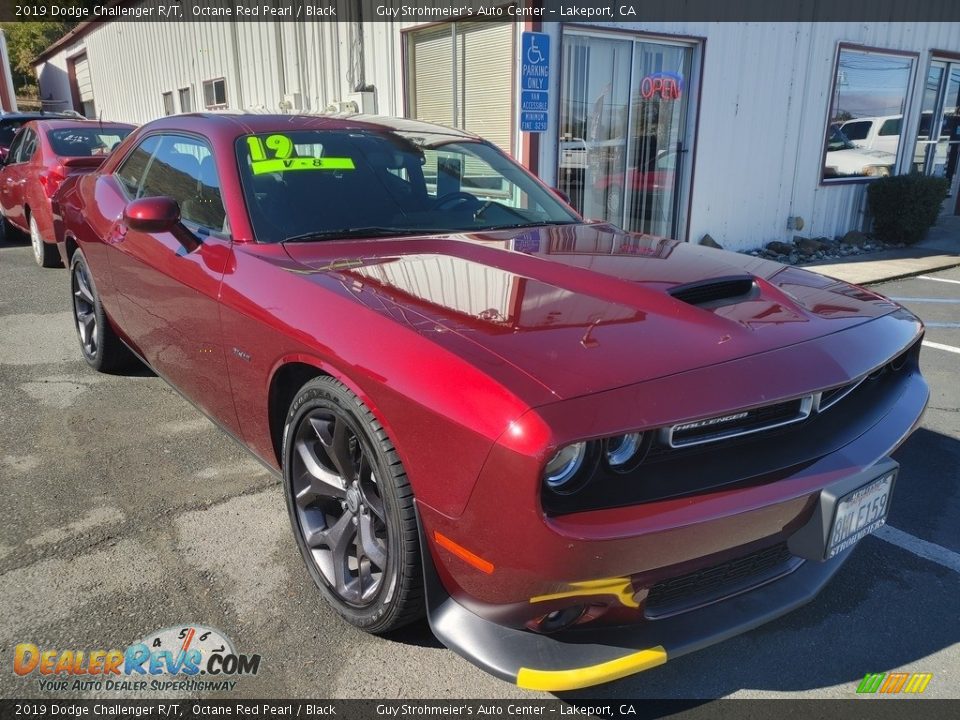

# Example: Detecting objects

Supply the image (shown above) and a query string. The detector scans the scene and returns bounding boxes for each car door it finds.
[0,127,37,229]
[107,132,241,434]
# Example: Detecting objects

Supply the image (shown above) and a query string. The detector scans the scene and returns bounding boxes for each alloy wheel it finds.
[30,216,43,265]
[72,261,98,358]
[290,407,389,607]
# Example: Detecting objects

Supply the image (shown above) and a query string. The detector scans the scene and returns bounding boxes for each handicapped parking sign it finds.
[520,32,550,133]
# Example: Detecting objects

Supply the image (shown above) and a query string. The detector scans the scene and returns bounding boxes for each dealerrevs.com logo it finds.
[856,671,934,695]
[14,625,261,693]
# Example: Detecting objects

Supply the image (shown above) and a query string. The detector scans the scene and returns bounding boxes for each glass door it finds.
[559,31,696,239]
[558,34,632,224]
[622,41,692,237]
[913,59,960,201]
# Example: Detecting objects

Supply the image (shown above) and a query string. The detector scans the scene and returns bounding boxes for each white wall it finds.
[34,5,410,123]
[539,21,960,249]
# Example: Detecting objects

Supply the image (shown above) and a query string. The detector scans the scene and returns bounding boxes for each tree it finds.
[1,21,76,97]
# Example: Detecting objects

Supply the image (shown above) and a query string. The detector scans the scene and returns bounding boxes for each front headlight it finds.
[604,432,645,471]
[862,165,891,177]
[543,442,588,492]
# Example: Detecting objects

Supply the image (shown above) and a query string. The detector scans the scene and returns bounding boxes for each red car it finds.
[54,113,928,691]
[593,148,676,221]
[0,119,134,267]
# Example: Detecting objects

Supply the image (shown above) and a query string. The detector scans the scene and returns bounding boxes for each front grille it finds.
[644,542,800,619]
[540,336,922,516]
[666,396,813,448]
[818,377,865,411]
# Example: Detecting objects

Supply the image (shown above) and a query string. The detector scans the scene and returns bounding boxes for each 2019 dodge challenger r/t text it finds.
[53,113,928,691]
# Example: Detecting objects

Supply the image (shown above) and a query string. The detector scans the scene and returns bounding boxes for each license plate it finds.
[825,473,894,559]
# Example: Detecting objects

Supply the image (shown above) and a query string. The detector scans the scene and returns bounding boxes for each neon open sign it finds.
[640,72,683,101]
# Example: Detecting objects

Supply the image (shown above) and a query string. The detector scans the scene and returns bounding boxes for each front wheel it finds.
[31,214,61,268]
[282,376,424,633]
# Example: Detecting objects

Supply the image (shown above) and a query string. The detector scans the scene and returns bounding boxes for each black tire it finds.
[1,215,22,242]
[282,376,424,633]
[70,249,136,373]
[30,214,61,268]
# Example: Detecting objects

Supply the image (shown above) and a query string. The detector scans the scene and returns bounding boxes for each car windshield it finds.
[47,127,132,157]
[826,125,856,152]
[236,129,579,243]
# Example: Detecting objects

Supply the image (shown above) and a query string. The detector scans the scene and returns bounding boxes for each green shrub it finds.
[867,174,949,245]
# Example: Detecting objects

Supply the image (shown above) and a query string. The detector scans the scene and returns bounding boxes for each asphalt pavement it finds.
[1,232,958,701]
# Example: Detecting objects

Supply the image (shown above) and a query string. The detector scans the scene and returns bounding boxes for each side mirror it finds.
[123,195,202,252]
[124,196,181,233]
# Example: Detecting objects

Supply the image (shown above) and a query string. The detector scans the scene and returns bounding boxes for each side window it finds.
[115,136,161,197]
[879,117,901,136]
[12,129,37,163]
[25,130,39,161]
[841,121,870,141]
[6,129,26,164]
[139,134,227,232]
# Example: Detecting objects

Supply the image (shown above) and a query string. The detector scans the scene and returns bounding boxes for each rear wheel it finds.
[1,214,22,242]
[282,376,424,633]
[30,214,60,268]
[70,250,135,372]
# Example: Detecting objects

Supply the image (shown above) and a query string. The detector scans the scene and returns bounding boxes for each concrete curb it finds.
[803,254,960,286]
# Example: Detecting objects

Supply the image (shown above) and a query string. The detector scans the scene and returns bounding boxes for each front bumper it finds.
[422,460,905,692]
[424,536,853,691]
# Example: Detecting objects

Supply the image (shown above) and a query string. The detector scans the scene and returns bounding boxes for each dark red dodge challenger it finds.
[54,113,928,691]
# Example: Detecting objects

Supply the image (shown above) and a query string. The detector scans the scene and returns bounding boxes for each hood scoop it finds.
[668,275,758,308]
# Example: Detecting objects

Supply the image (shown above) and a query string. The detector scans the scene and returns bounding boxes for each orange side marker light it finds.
[433,531,495,574]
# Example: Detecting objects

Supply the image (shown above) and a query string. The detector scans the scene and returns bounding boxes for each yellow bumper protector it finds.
[530,577,639,608]
[516,646,668,691]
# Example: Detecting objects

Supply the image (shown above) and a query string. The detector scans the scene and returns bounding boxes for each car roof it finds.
[33,119,136,131]
[841,115,901,123]
[139,112,482,144]
[0,112,76,123]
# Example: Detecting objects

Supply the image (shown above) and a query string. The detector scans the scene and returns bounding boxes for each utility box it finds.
[281,93,302,112]
[347,90,377,114]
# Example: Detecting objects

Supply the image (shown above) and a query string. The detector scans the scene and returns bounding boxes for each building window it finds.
[405,22,515,154]
[179,87,192,113]
[822,45,916,182]
[162,92,175,116]
[203,78,227,109]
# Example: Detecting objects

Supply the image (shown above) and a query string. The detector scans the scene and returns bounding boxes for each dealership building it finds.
[32,2,960,250]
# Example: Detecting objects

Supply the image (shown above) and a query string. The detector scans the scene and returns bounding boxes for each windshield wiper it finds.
[283,227,429,243]
[483,221,580,231]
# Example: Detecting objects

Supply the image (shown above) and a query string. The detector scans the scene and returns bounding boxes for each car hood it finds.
[826,146,896,171]
[283,223,900,401]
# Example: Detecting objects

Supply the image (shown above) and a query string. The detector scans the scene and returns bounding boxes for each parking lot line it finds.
[918,275,960,286]
[923,340,960,355]
[875,525,960,575]
[924,322,960,328]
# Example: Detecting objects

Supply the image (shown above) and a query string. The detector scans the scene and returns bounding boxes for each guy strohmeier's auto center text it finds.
[12,2,646,21]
